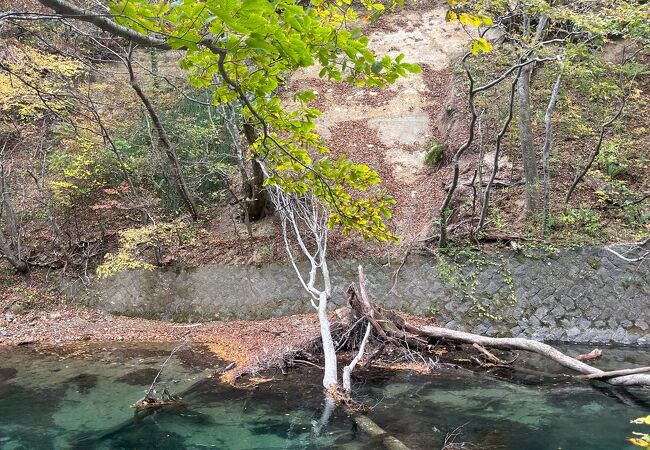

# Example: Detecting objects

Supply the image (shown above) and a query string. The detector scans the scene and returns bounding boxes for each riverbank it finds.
[0,302,325,381]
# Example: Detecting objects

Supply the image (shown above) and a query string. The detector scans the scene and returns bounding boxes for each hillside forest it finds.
[1,0,650,448]
[0,0,646,281]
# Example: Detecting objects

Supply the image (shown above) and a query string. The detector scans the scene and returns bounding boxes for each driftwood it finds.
[131,388,182,410]
[402,325,650,387]
[352,265,650,388]
[576,348,602,361]
[394,324,650,387]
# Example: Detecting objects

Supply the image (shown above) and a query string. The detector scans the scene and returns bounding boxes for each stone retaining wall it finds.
[74,243,650,345]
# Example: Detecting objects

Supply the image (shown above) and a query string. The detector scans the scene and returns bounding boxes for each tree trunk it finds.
[0,231,28,273]
[518,64,538,217]
[541,74,562,237]
[242,121,270,221]
[351,414,411,450]
[318,291,338,389]
[402,324,650,386]
[0,149,28,273]
[125,55,199,220]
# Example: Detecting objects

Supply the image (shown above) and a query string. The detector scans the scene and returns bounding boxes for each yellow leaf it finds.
[632,416,650,425]
[629,438,650,448]
[445,10,457,22]
[468,14,481,27]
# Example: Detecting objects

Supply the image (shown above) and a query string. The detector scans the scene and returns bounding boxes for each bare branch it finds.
[565,92,627,203]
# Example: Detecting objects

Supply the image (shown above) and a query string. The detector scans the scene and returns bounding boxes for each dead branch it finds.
[400,324,650,387]
[565,91,627,203]
[472,343,502,365]
[342,321,372,392]
[604,238,650,263]
[578,366,650,380]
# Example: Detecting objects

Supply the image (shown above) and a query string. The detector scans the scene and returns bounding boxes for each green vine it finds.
[519,242,559,260]
[435,247,517,320]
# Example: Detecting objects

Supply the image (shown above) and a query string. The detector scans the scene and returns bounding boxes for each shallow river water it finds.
[0,343,648,449]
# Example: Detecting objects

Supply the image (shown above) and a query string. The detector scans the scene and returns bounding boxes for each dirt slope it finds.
[287,1,471,244]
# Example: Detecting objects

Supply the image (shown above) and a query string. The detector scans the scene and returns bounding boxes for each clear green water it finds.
[0,343,648,449]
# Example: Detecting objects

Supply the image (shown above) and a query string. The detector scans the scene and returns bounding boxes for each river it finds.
[0,343,648,449]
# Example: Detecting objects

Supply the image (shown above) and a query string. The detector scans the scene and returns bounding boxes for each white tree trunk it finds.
[342,321,372,392]
[318,291,338,388]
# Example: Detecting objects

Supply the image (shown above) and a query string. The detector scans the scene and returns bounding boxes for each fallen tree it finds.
[348,265,650,388]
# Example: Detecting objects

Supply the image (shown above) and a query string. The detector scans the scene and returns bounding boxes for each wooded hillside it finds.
[0,0,647,284]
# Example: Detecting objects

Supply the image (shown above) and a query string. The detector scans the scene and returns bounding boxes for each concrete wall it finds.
[73,243,650,345]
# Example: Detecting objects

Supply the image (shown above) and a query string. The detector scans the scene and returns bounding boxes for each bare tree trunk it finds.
[541,74,562,238]
[518,64,538,217]
[478,67,522,231]
[342,321,372,392]
[263,176,337,389]
[125,53,199,220]
[0,145,27,273]
[318,291,338,389]
[400,324,650,387]
[518,13,549,219]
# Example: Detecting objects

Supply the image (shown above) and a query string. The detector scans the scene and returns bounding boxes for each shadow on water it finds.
[0,343,649,449]
[115,368,161,386]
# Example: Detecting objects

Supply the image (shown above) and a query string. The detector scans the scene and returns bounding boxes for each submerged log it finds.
[351,413,411,450]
